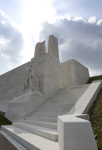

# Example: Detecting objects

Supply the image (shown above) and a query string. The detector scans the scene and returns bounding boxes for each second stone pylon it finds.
[48,35,59,60]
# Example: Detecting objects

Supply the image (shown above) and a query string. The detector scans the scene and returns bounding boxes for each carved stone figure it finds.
[16,65,40,97]
[23,64,32,90]
[34,41,46,57]
[29,70,40,92]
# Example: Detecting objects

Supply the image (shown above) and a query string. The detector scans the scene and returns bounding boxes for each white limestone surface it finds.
[48,35,59,60]
[19,120,57,130]
[68,80,102,115]
[5,91,44,121]
[31,84,90,118]
[1,125,59,150]
[13,122,58,141]
[0,100,10,112]
[0,130,27,150]
[0,61,31,102]
[61,59,89,87]
[34,41,46,57]
[31,53,62,100]
[58,115,98,150]
[58,80,102,150]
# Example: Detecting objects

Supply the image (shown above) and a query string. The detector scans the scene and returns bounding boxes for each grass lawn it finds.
[88,76,102,150]
[88,75,102,83]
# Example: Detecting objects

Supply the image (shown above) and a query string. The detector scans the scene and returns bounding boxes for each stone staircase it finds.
[1,84,90,150]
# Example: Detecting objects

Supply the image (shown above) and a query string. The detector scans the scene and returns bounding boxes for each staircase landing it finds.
[1,84,90,150]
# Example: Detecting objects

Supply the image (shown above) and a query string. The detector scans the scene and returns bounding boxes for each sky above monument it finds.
[0,0,102,76]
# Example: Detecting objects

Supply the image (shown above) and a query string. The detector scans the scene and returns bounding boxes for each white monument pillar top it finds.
[34,41,46,57]
[34,35,59,60]
[48,35,59,60]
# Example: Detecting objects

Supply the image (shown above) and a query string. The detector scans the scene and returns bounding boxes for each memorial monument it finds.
[0,35,100,150]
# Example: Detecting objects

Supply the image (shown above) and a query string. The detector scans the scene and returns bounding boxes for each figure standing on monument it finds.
[23,64,32,90]
[29,70,40,92]
[16,65,41,97]
[16,64,32,97]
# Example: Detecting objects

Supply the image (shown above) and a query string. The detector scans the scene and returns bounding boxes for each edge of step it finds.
[13,122,58,141]
[19,120,57,130]
[1,125,59,150]
[26,117,57,123]
[0,130,27,150]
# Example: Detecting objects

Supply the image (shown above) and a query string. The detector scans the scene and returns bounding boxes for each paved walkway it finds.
[0,132,18,150]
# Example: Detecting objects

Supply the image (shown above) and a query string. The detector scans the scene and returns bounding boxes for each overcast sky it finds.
[0,0,102,76]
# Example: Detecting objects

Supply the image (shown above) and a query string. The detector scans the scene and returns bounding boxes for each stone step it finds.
[29,114,59,118]
[32,85,89,114]
[30,111,67,118]
[19,120,57,130]
[35,108,73,114]
[0,130,27,150]
[26,116,57,123]
[1,125,59,150]
[35,102,74,107]
[13,122,58,141]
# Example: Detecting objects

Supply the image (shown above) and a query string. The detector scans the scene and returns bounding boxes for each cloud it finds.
[52,0,102,20]
[0,10,24,74]
[97,20,102,25]
[39,17,102,76]
[88,16,96,24]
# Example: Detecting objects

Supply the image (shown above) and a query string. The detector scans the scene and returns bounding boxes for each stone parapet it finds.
[61,59,89,87]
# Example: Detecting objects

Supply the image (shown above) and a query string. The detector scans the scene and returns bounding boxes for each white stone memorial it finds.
[34,40,46,57]
[0,35,100,150]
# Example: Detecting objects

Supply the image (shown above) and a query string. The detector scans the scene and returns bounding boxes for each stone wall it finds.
[0,61,31,101]
[61,59,89,87]
[0,58,89,104]
[31,53,62,100]
[0,35,90,112]
[0,52,62,105]
[0,58,89,103]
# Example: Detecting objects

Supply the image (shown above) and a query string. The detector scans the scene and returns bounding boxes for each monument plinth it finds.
[0,35,99,150]
[5,90,44,121]
[5,64,44,121]
[31,53,62,100]
[0,35,89,118]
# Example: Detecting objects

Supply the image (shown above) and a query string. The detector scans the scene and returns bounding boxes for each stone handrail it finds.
[58,80,102,150]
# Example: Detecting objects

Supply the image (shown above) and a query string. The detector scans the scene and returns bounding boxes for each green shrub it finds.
[88,76,102,150]
[0,114,12,127]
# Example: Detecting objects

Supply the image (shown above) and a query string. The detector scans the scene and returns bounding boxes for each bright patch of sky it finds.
[20,0,57,61]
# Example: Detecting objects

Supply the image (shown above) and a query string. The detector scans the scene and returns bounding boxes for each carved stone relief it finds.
[16,65,41,97]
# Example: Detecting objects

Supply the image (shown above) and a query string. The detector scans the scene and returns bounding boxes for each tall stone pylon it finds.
[48,35,59,60]
[34,41,46,57]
